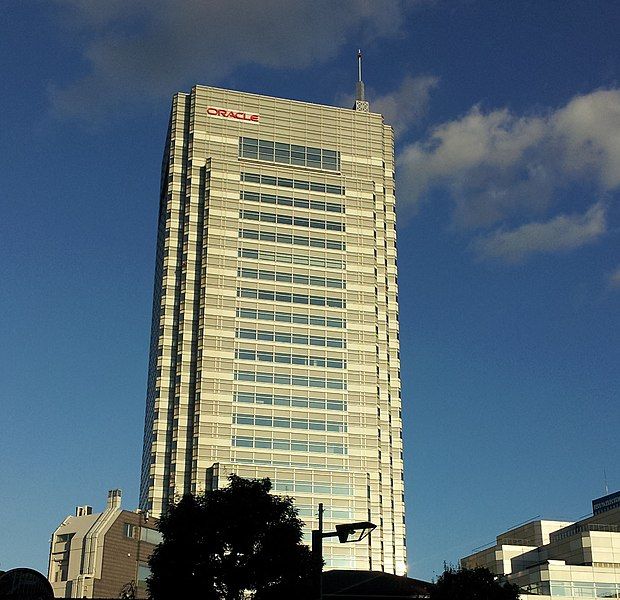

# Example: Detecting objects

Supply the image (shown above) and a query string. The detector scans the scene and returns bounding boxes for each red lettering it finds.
[207,107,260,123]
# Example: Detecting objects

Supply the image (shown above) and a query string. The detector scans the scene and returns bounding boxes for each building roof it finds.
[322,570,431,599]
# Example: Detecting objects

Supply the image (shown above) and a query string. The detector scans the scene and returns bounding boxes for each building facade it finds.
[48,490,161,598]
[140,85,406,573]
[461,491,620,599]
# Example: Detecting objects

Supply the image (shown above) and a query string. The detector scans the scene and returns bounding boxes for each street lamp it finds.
[311,503,376,599]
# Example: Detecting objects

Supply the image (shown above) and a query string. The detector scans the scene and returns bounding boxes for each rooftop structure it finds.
[461,491,620,599]
[48,490,161,598]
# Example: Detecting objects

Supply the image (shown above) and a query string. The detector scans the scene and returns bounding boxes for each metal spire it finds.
[354,49,369,112]
[356,49,365,101]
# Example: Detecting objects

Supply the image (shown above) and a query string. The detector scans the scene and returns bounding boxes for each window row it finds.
[325,557,356,569]
[238,247,344,270]
[241,190,344,214]
[236,327,346,348]
[525,581,620,598]
[238,267,345,289]
[239,138,340,171]
[297,506,354,519]
[241,172,344,195]
[234,391,346,412]
[234,413,346,433]
[240,227,345,251]
[240,209,344,232]
[235,370,346,390]
[272,480,352,496]
[233,435,347,455]
[232,456,348,472]
[235,348,346,369]
[238,287,345,309]
[123,525,163,545]
[236,307,345,328]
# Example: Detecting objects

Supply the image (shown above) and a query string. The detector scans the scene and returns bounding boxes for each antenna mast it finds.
[354,49,369,112]
[357,50,364,97]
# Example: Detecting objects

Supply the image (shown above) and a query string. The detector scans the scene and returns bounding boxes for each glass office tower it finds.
[140,85,406,573]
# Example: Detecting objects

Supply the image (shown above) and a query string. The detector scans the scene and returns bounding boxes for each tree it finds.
[148,475,317,600]
[431,566,520,600]
[118,580,136,599]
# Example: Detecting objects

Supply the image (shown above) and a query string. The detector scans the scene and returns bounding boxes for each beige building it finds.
[140,83,406,573]
[48,490,161,598]
[461,491,620,599]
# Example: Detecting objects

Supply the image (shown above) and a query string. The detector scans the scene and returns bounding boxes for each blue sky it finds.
[1,0,618,580]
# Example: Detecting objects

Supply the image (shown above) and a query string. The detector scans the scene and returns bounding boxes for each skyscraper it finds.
[140,81,406,573]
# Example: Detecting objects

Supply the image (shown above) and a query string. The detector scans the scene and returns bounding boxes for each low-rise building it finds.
[461,491,620,599]
[48,489,161,598]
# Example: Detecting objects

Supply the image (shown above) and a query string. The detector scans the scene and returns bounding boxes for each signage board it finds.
[206,106,260,123]
[592,491,620,515]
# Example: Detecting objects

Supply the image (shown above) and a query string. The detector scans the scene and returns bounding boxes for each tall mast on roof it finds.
[354,49,369,112]
[356,49,365,101]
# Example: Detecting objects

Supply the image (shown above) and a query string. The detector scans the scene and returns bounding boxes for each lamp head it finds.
[335,521,376,543]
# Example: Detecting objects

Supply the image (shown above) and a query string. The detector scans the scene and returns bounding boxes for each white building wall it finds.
[140,86,407,574]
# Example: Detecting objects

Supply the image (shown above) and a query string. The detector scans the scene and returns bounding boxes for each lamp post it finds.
[311,503,376,599]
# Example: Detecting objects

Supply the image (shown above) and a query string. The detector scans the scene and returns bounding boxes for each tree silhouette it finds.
[148,475,317,600]
[118,580,136,599]
[431,566,520,600]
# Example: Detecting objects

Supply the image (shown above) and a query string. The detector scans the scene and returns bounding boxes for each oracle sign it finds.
[206,106,260,123]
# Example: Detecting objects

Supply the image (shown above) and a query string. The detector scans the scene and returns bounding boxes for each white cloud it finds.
[609,265,620,289]
[397,89,620,229]
[50,0,423,117]
[371,75,439,137]
[553,90,620,189]
[471,203,607,263]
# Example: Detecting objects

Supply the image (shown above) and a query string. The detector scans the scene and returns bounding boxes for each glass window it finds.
[123,523,136,538]
[140,528,163,545]
[574,583,596,598]
[328,444,346,454]
[234,436,253,447]
[240,139,339,171]
[550,583,571,596]
[328,401,343,411]
[275,149,290,164]
[595,585,617,598]
[137,564,151,583]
